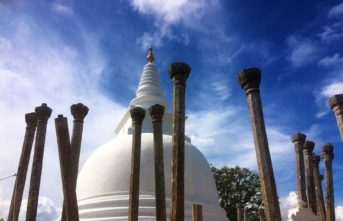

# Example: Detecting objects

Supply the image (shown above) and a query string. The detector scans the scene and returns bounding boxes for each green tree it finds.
[211,165,263,221]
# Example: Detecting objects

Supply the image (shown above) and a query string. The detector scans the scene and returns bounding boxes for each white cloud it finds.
[130,0,218,48]
[287,35,319,67]
[52,3,73,15]
[319,53,343,67]
[130,0,208,25]
[279,191,298,220]
[320,82,343,98]
[0,186,60,220]
[186,101,294,170]
[336,205,343,221]
[319,22,343,43]
[329,2,343,17]
[0,5,126,214]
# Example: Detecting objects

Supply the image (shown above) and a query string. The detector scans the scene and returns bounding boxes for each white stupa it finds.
[76,49,229,221]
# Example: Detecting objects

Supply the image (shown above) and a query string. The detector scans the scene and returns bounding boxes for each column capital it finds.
[328,94,343,110]
[303,140,315,153]
[25,112,37,127]
[130,106,146,124]
[70,103,89,121]
[168,62,191,85]
[35,103,52,122]
[312,154,321,167]
[149,104,165,122]
[237,67,261,94]
[291,132,306,143]
[321,143,334,160]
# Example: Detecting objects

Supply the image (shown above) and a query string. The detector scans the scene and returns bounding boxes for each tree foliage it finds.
[211,165,263,221]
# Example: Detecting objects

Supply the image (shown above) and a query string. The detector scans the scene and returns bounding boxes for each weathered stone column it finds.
[61,103,89,221]
[236,204,242,221]
[192,204,203,221]
[8,113,37,221]
[237,67,282,221]
[291,132,307,206]
[128,106,146,221]
[321,143,335,221]
[328,94,343,141]
[320,174,325,208]
[168,62,191,221]
[303,140,316,213]
[26,103,52,221]
[259,207,266,221]
[149,104,166,221]
[313,154,326,221]
[55,115,79,221]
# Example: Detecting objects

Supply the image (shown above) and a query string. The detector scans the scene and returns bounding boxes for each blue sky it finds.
[1,0,343,220]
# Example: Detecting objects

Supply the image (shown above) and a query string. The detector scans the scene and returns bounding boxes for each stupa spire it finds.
[147,47,154,63]
[130,48,168,109]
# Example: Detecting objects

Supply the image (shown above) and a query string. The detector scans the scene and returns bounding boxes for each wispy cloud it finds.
[0,4,126,215]
[315,53,343,117]
[130,0,219,49]
[319,22,343,43]
[130,0,211,25]
[319,2,343,43]
[287,35,319,67]
[319,53,343,67]
[52,3,73,15]
[337,205,343,221]
[328,2,343,18]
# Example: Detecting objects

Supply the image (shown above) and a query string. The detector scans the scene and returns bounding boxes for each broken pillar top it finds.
[130,106,146,124]
[291,132,306,143]
[237,67,261,94]
[321,143,334,160]
[303,140,315,153]
[328,94,343,110]
[168,62,191,85]
[149,104,165,122]
[312,154,321,167]
[25,112,37,127]
[71,103,89,121]
[35,103,52,121]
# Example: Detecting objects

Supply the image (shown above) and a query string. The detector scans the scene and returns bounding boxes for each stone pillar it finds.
[192,204,203,221]
[259,207,266,221]
[55,115,79,221]
[320,175,325,209]
[243,207,248,221]
[236,204,242,221]
[303,140,316,213]
[70,103,89,185]
[128,106,146,221]
[149,104,166,221]
[312,155,326,221]
[328,94,343,141]
[61,103,89,221]
[8,113,37,221]
[168,62,191,221]
[321,144,335,221]
[25,103,52,221]
[237,67,282,221]
[291,132,307,206]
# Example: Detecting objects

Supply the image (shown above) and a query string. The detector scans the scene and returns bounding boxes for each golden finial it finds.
[147,47,154,63]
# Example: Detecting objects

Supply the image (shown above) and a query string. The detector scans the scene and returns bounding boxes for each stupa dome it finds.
[76,49,228,221]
